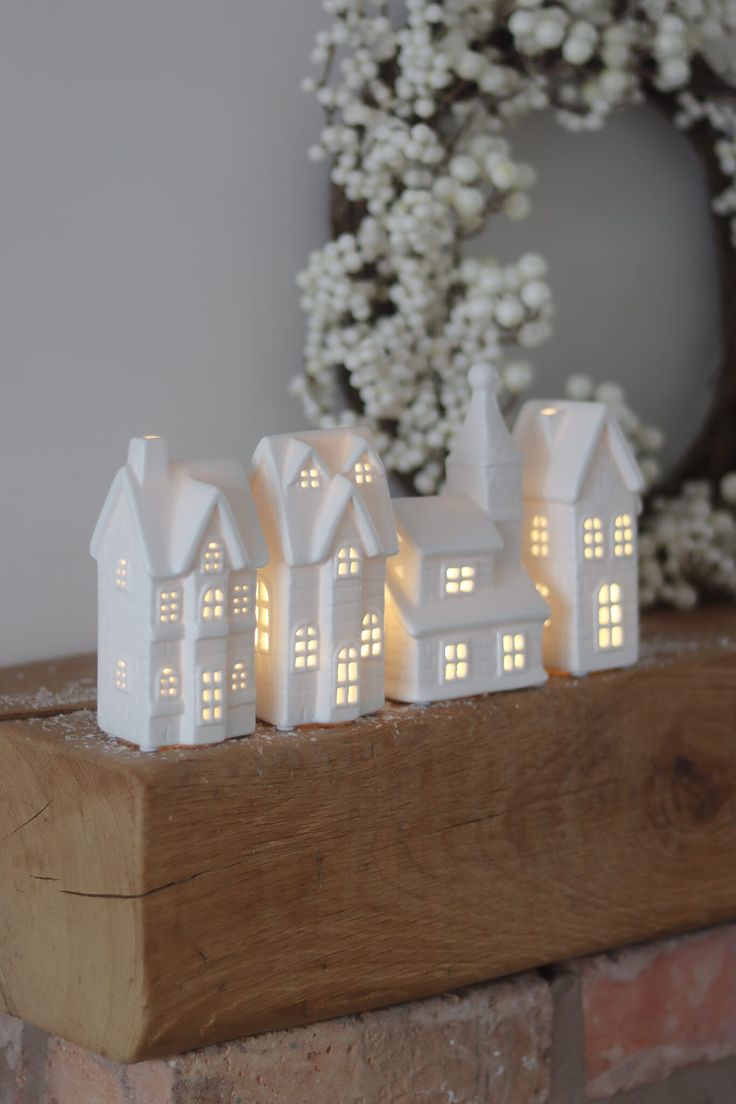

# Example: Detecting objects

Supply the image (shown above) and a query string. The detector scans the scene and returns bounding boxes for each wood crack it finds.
[0,800,52,845]
[58,857,245,902]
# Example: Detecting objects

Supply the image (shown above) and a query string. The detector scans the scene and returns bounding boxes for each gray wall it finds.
[0,1,721,665]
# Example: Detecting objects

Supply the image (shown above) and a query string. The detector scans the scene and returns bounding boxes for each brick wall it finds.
[2,923,735,1103]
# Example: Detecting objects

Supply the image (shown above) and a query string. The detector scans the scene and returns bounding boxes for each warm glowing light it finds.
[202,586,225,620]
[115,659,127,691]
[598,584,624,649]
[142,435,160,440]
[530,515,549,558]
[614,514,634,557]
[361,612,382,658]
[502,632,526,673]
[336,645,359,706]
[255,580,270,653]
[536,583,552,628]
[203,540,224,573]
[231,661,247,692]
[200,669,224,723]
[540,406,558,416]
[158,666,178,699]
[445,565,476,595]
[337,545,360,577]
[159,586,181,623]
[115,558,128,589]
[354,460,373,484]
[294,624,319,670]
[231,582,250,617]
[444,642,468,681]
[583,517,604,560]
[299,467,320,489]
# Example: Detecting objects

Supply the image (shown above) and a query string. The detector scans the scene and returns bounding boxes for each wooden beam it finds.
[0,609,735,1062]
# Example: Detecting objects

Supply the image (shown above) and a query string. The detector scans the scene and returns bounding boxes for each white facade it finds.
[513,400,644,676]
[91,436,267,750]
[249,427,398,728]
[384,364,548,704]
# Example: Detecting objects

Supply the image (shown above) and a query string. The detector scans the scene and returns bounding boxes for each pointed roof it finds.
[446,363,521,471]
[393,494,502,557]
[249,427,398,567]
[90,438,267,578]
[512,400,644,504]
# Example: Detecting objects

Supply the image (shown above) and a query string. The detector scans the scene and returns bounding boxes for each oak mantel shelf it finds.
[1,608,735,1063]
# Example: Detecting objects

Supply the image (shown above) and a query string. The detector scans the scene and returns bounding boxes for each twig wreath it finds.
[295,0,736,608]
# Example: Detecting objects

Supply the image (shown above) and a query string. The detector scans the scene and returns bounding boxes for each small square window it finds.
[613,514,634,557]
[444,642,468,681]
[445,565,475,595]
[158,666,179,699]
[231,662,248,693]
[336,545,360,577]
[583,517,604,560]
[300,467,320,489]
[354,460,373,484]
[501,632,526,673]
[159,587,181,624]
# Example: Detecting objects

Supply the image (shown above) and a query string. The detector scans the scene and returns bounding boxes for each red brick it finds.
[580,923,736,1098]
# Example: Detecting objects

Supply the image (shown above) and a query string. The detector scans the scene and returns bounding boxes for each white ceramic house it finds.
[91,436,268,750]
[513,400,644,676]
[384,364,548,703]
[249,427,398,728]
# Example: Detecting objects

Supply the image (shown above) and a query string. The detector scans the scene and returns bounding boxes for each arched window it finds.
[336,545,360,577]
[202,540,224,573]
[231,661,247,693]
[201,587,225,621]
[335,646,359,706]
[361,613,382,658]
[597,584,623,649]
[158,667,179,699]
[255,580,270,653]
[294,625,318,670]
[115,659,128,691]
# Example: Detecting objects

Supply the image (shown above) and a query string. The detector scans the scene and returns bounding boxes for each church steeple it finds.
[444,363,522,521]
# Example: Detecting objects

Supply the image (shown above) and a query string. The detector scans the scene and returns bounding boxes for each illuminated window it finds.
[231,661,247,693]
[203,540,224,573]
[299,467,320,489]
[335,645,359,706]
[294,624,319,670]
[541,406,559,416]
[231,582,250,617]
[444,642,468,681]
[445,565,475,595]
[353,459,373,484]
[583,517,604,560]
[530,516,549,557]
[536,583,551,628]
[158,667,179,699]
[501,633,526,673]
[115,659,127,691]
[255,580,270,653]
[158,586,181,624]
[200,669,224,723]
[201,586,225,621]
[597,584,624,649]
[613,514,634,557]
[361,613,382,658]
[115,558,128,589]
[336,545,361,577]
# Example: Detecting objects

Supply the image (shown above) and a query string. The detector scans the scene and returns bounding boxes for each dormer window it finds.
[336,545,361,577]
[353,459,373,485]
[583,517,604,560]
[203,541,224,573]
[445,565,475,595]
[613,514,634,557]
[299,467,320,489]
[115,558,128,589]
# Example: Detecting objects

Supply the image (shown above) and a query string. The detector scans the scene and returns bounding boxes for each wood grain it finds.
[0,652,95,721]
[0,608,735,1062]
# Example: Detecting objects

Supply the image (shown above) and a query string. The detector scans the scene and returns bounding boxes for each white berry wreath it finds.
[295,0,736,609]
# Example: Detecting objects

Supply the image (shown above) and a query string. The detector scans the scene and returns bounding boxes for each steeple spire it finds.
[444,363,522,521]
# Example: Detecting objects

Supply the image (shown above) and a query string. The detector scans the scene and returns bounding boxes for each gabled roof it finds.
[393,494,502,557]
[249,427,398,567]
[387,561,547,637]
[512,400,644,504]
[91,440,267,578]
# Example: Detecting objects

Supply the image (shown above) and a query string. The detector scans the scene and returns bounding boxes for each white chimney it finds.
[127,436,169,483]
